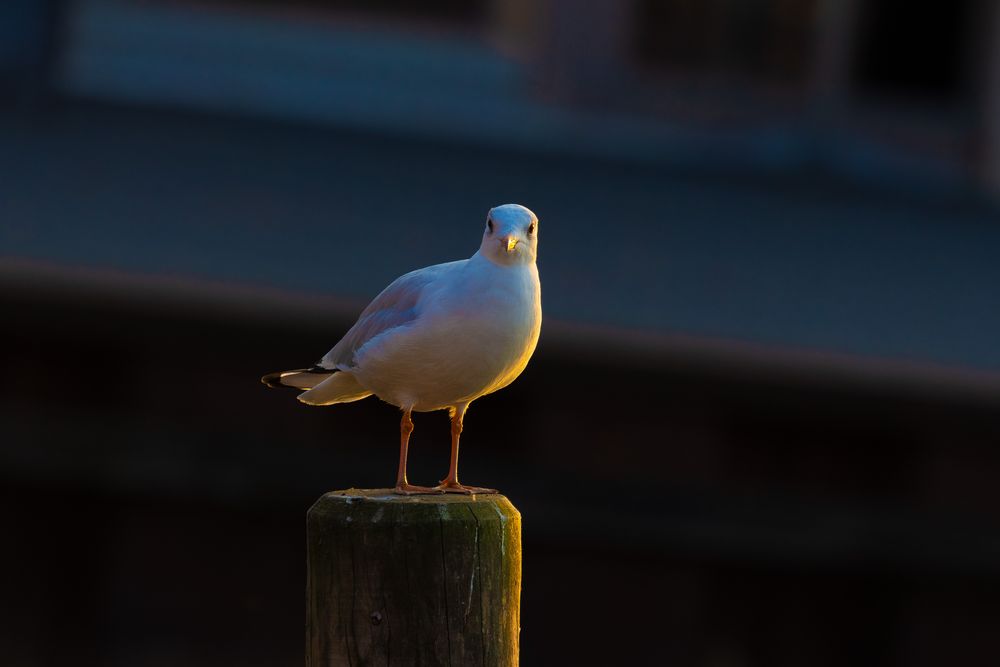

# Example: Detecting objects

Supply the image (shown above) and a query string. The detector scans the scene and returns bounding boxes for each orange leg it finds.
[435,405,497,495]
[394,409,441,495]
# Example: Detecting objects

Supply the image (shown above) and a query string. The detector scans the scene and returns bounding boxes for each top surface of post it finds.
[308,489,521,528]
[315,488,517,506]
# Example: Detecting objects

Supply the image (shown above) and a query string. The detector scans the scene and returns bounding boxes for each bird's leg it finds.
[435,405,497,495]
[394,409,441,495]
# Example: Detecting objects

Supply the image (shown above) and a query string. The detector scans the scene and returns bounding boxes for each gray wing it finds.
[318,261,462,370]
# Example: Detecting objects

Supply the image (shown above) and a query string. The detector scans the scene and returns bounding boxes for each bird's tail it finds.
[262,366,372,406]
[297,371,373,406]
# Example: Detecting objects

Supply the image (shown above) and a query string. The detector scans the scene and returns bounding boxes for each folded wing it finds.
[318,260,463,370]
[260,260,466,405]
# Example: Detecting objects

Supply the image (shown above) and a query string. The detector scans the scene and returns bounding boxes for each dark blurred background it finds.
[4,0,1000,665]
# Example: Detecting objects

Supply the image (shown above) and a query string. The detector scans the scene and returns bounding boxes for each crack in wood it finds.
[438,514,453,666]
[468,504,487,667]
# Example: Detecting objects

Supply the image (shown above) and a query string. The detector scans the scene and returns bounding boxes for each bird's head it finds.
[479,204,538,266]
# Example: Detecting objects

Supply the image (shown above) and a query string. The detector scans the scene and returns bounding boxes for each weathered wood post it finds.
[307,489,522,666]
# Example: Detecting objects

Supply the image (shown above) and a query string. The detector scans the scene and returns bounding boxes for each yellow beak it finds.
[505,237,518,253]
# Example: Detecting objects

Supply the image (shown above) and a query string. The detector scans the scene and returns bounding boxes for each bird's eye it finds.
[528,222,536,235]
[487,219,494,233]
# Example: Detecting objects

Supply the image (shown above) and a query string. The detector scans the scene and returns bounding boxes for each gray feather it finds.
[319,261,462,369]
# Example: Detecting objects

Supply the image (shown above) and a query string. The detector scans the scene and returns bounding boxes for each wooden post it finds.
[306,489,522,666]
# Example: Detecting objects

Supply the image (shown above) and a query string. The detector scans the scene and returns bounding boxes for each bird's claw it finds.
[434,481,499,495]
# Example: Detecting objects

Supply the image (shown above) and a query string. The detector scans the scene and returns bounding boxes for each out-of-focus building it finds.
[14,0,997,194]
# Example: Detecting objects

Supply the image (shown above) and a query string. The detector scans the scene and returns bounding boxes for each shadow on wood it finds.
[307,489,521,666]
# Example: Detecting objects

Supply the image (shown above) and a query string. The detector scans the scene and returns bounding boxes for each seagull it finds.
[262,204,541,495]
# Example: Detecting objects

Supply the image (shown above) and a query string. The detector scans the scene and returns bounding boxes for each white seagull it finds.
[262,204,542,494]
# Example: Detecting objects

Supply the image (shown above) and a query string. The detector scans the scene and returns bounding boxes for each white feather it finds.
[298,371,373,406]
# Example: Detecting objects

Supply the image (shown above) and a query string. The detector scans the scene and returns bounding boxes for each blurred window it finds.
[633,0,818,86]
[190,0,487,25]
[852,0,972,104]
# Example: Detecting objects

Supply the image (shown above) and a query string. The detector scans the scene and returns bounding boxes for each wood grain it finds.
[306,489,521,666]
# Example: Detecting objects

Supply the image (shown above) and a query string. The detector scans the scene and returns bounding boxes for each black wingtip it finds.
[261,366,336,390]
[261,371,288,389]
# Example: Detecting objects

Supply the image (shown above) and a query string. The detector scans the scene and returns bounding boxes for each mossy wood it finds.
[306,489,521,666]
